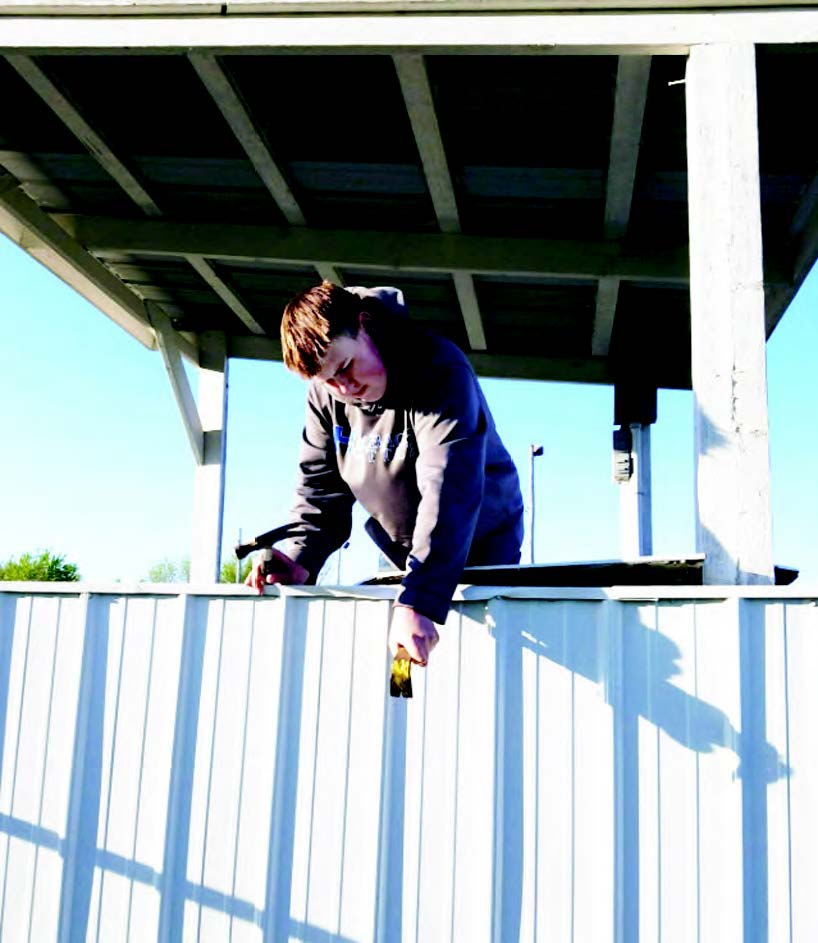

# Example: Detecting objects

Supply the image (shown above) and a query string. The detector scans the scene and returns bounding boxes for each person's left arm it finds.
[393,364,487,627]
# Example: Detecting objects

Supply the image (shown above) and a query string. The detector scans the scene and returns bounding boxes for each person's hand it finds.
[389,605,439,666]
[244,549,309,595]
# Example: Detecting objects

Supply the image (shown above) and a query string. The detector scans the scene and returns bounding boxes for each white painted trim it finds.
[592,58,650,359]
[394,54,488,350]
[1,581,812,601]
[686,43,773,585]
[604,55,651,239]
[190,331,229,583]
[3,1,817,14]
[185,253,265,334]
[394,53,460,232]
[61,215,688,281]
[188,52,306,225]
[452,270,487,349]
[315,263,342,284]
[5,54,161,216]
[0,172,155,347]
[147,301,205,465]
[592,275,618,356]
[1,12,818,52]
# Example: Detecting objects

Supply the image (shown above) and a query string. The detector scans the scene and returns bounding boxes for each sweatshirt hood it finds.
[344,285,407,319]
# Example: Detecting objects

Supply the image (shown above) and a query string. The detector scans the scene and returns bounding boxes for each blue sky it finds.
[1,232,816,585]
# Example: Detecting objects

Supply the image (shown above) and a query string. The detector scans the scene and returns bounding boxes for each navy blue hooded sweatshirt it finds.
[285,287,523,624]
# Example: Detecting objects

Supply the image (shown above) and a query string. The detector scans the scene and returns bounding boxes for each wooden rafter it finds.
[6,53,266,346]
[185,254,265,334]
[5,54,161,217]
[147,301,205,465]
[394,53,487,350]
[188,52,306,226]
[231,333,619,385]
[592,55,651,357]
[58,214,690,282]
[0,170,155,348]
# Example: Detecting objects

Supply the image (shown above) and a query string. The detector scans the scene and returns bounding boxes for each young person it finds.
[247,282,524,666]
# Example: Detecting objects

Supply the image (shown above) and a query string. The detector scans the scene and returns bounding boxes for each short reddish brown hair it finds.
[281,281,379,378]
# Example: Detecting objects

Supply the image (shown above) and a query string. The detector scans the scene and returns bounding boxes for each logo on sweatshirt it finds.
[334,425,417,464]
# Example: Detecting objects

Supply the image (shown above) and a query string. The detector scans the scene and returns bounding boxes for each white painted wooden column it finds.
[619,423,653,559]
[686,43,773,584]
[190,331,228,583]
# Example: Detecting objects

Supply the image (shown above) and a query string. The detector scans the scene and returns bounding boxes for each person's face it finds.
[315,317,387,405]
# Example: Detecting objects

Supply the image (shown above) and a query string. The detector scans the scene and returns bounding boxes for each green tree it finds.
[145,557,190,583]
[0,550,80,581]
[221,557,252,583]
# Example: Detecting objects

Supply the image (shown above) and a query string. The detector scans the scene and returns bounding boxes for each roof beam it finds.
[2,12,818,52]
[593,55,651,357]
[394,53,486,349]
[1,2,816,14]
[592,276,620,357]
[604,56,651,240]
[147,301,205,465]
[230,332,620,384]
[5,54,161,217]
[0,171,155,348]
[185,254,265,334]
[394,53,459,232]
[6,54,260,351]
[315,263,343,285]
[58,214,690,282]
[188,52,306,226]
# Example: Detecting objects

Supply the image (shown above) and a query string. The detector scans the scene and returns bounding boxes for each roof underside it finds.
[1,13,817,389]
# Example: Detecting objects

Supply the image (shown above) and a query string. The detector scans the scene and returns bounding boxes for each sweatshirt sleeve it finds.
[395,365,487,623]
[285,384,355,582]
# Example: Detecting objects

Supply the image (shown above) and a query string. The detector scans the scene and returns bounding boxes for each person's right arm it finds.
[246,385,354,593]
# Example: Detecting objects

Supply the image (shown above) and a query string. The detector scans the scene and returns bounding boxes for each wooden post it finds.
[190,331,228,583]
[686,44,773,584]
[619,423,653,559]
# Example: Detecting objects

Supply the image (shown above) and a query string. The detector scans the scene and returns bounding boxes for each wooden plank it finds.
[146,302,205,466]
[686,43,773,585]
[0,11,818,52]
[593,57,650,359]
[4,1,818,14]
[5,54,160,217]
[393,53,459,233]
[230,333,617,383]
[394,54,487,350]
[592,275,618,356]
[452,271,487,350]
[0,172,155,348]
[4,60,260,351]
[190,332,228,584]
[185,254,265,334]
[188,52,306,226]
[315,263,342,285]
[59,215,690,282]
[604,56,651,239]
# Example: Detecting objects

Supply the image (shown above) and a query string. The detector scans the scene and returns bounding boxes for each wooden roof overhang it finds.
[1,4,817,391]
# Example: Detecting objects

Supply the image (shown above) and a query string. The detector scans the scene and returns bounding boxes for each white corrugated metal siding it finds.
[0,585,815,942]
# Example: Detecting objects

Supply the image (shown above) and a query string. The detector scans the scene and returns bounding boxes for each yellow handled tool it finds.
[390,645,413,698]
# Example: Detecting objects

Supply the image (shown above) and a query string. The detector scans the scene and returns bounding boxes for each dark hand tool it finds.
[235,523,303,579]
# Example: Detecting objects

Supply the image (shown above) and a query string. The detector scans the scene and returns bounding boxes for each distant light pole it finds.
[528,444,544,564]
